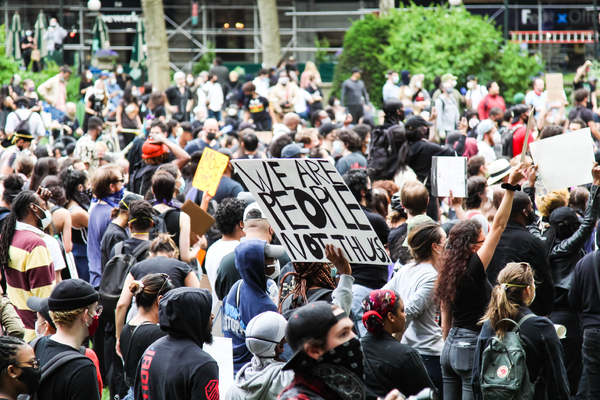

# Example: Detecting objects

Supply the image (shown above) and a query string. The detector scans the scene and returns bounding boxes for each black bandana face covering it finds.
[319,337,364,379]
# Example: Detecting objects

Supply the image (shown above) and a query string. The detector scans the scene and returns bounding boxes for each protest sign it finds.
[192,147,229,196]
[529,128,595,191]
[546,73,565,104]
[231,159,391,265]
[204,337,233,396]
[431,156,467,198]
[181,200,215,242]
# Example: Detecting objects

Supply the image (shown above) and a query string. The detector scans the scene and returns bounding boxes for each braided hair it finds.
[278,262,337,313]
[0,335,26,373]
[0,191,40,269]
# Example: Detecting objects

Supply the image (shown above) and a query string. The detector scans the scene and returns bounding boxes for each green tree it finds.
[333,4,542,108]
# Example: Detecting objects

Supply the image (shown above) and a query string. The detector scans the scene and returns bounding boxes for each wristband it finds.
[501,182,521,192]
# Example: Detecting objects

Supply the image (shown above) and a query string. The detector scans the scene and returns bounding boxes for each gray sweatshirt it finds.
[341,78,369,106]
[384,261,443,356]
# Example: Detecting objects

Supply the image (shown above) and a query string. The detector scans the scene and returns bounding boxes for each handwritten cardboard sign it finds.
[232,159,391,265]
[546,73,565,104]
[192,147,229,196]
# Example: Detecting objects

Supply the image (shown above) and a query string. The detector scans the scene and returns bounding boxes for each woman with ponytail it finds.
[473,262,570,400]
[118,273,174,400]
[360,289,435,398]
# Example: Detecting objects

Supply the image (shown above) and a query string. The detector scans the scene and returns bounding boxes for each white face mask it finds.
[187,77,194,85]
[266,259,280,280]
[34,204,52,230]
[278,77,289,86]
[86,72,93,80]
[467,81,475,90]
[415,80,423,89]
[109,78,117,86]
[116,67,124,74]
[392,76,399,84]
[469,118,479,129]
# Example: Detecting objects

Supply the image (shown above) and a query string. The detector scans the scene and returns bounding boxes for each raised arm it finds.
[477,164,526,269]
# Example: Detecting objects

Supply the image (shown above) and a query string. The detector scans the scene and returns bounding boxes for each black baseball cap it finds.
[283,301,347,371]
[48,279,99,311]
[26,296,56,330]
[351,67,362,73]
[405,115,432,130]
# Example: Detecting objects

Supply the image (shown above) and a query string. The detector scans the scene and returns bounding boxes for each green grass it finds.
[102,388,111,400]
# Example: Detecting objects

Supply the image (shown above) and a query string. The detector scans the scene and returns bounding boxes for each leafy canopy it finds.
[333,4,543,108]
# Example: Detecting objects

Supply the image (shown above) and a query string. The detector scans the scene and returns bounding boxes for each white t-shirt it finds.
[205,239,240,313]
[42,234,66,272]
[477,141,497,164]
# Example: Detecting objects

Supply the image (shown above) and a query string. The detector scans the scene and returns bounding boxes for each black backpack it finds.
[130,164,158,196]
[500,125,519,159]
[99,241,150,304]
[13,111,33,134]
[148,208,176,240]
[367,125,398,181]
[30,337,91,400]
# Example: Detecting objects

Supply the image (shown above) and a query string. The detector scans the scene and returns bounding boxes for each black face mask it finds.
[319,337,364,379]
[17,366,41,394]
[206,132,217,141]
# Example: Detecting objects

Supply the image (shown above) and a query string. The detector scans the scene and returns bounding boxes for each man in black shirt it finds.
[242,82,272,131]
[486,191,554,317]
[34,279,101,400]
[342,169,389,336]
[134,288,219,400]
[165,71,193,122]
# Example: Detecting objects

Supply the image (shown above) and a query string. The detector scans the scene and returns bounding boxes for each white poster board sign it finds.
[204,337,234,396]
[431,156,467,197]
[232,159,391,265]
[529,128,595,191]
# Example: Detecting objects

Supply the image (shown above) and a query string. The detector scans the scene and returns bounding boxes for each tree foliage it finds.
[333,5,543,108]
[0,25,80,102]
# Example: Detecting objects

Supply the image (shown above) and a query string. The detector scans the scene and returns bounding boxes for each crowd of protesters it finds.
[0,51,598,400]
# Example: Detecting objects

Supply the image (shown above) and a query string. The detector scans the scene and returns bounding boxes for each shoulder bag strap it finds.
[122,321,152,366]
[41,351,89,382]
[131,241,150,260]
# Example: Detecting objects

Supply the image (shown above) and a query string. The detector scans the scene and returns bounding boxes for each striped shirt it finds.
[6,222,55,341]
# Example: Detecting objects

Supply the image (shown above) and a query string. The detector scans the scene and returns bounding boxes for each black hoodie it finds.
[134,288,219,400]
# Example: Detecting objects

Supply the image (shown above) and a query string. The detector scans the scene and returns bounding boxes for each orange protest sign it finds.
[192,148,229,196]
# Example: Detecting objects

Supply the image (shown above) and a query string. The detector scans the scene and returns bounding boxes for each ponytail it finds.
[480,262,534,337]
[0,191,38,269]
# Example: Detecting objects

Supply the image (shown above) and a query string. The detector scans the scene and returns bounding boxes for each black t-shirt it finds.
[100,222,128,267]
[452,253,492,332]
[130,255,192,288]
[351,207,390,289]
[134,336,219,400]
[244,96,270,122]
[34,336,100,400]
[165,86,192,121]
[120,322,166,387]
[568,106,594,124]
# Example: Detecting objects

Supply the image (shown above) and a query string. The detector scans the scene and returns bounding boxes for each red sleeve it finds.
[512,126,529,157]
[478,96,487,120]
[84,348,103,396]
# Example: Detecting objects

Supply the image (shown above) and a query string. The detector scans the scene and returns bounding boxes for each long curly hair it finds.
[435,219,482,306]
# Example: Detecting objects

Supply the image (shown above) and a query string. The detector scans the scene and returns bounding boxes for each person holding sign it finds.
[435,163,525,399]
